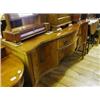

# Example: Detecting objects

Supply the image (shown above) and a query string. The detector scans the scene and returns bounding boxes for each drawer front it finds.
[57,32,77,62]
[58,32,75,49]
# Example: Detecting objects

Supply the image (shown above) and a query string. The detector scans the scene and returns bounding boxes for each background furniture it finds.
[76,20,89,58]
[3,14,50,43]
[88,19,99,45]
[47,14,72,30]
[1,46,24,87]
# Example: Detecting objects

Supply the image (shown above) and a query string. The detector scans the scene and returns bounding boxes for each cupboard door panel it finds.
[31,41,58,81]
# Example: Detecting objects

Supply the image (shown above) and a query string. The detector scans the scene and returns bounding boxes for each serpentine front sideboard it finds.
[2,23,80,86]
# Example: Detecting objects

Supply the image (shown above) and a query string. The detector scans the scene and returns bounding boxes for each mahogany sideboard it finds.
[1,23,80,86]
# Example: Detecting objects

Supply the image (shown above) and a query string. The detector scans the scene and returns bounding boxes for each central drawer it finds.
[57,32,76,49]
[57,31,77,62]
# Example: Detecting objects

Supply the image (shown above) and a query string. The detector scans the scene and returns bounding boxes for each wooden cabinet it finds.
[47,14,71,29]
[2,24,79,86]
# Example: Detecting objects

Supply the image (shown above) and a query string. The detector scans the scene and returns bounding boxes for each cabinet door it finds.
[37,41,58,73]
[31,40,58,81]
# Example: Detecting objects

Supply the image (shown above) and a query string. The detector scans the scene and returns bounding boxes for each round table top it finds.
[1,54,24,87]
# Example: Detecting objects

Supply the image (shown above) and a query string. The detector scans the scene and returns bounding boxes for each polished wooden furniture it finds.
[3,14,50,43]
[47,14,72,30]
[1,51,24,87]
[2,23,79,86]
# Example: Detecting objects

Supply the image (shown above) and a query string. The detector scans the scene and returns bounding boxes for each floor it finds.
[37,45,100,87]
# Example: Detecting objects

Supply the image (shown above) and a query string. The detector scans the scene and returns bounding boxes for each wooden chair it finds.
[76,21,89,59]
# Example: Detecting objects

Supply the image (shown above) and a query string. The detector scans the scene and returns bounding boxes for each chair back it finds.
[81,21,88,43]
[78,21,88,44]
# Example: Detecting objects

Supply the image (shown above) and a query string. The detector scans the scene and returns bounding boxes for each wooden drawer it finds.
[57,32,75,49]
[57,32,77,62]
